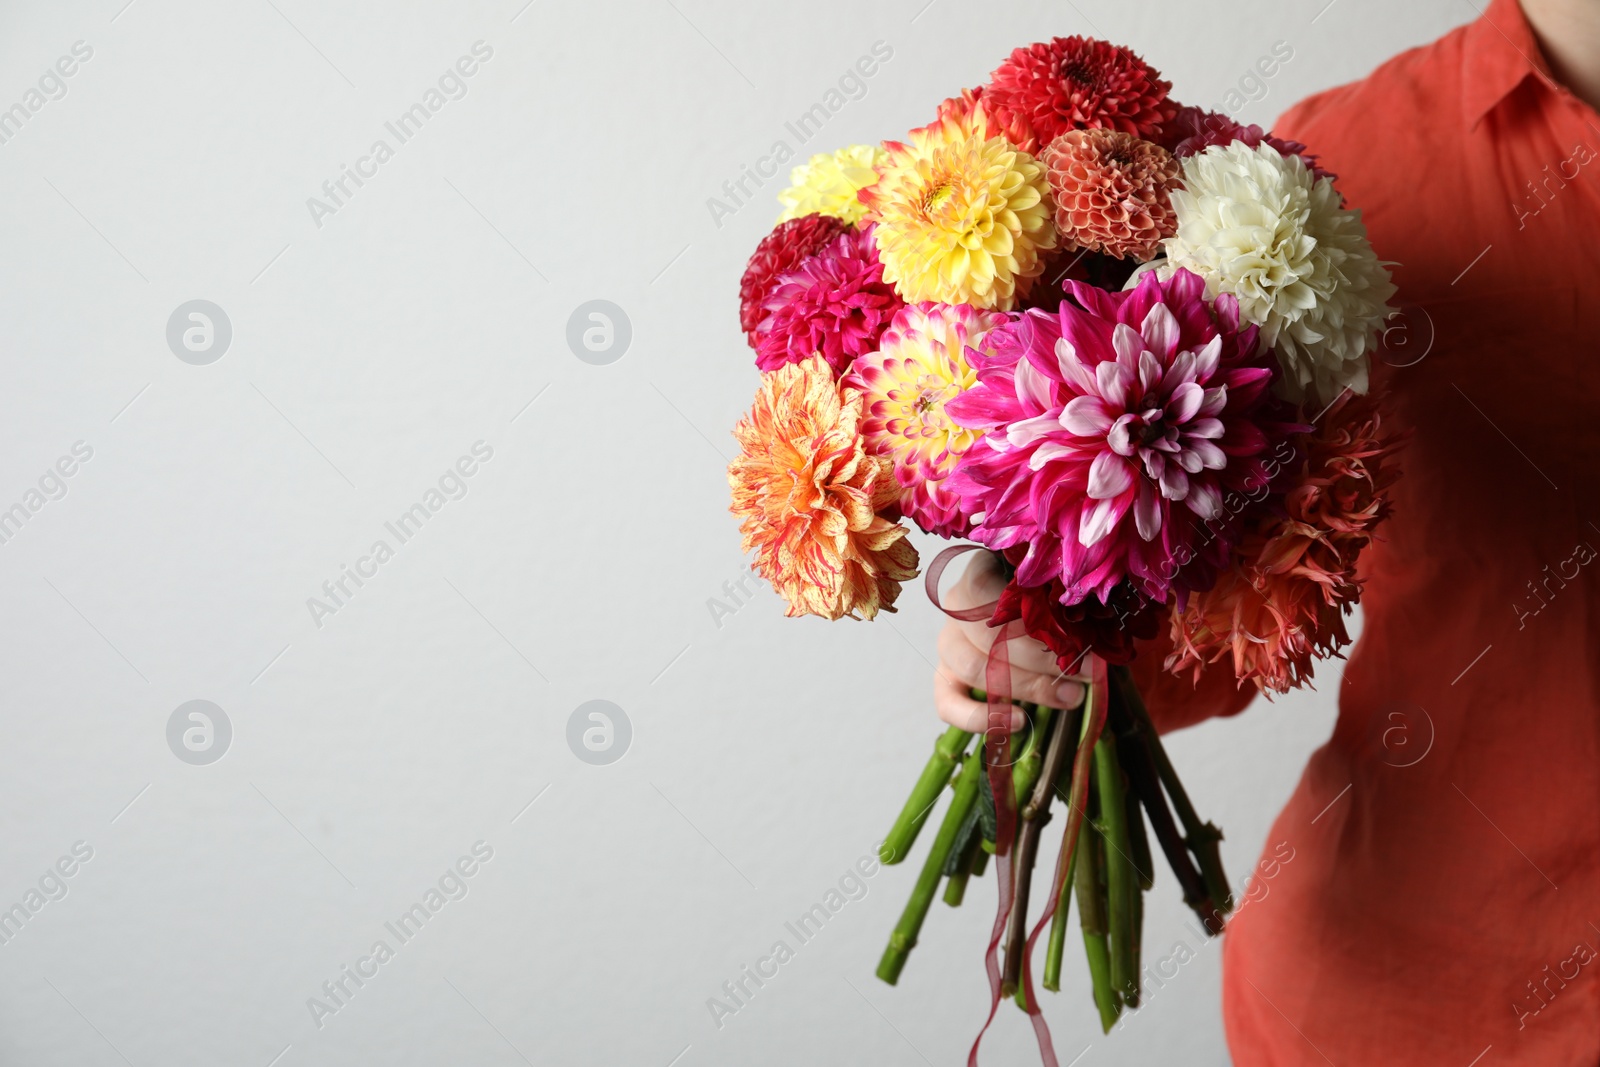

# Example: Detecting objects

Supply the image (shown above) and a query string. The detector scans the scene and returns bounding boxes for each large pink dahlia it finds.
[752,224,903,376]
[946,268,1299,604]
[842,302,1009,537]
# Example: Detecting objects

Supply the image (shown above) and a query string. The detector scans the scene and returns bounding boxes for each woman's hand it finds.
[933,552,1086,732]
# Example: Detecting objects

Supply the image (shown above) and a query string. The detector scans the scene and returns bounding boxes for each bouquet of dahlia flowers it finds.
[726,34,1401,1063]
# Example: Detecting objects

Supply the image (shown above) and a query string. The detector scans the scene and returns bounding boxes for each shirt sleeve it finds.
[1127,629,1257,734]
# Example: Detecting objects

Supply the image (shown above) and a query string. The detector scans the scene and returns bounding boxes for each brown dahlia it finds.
[1041,129,1181,261]
[986,36,1177,144]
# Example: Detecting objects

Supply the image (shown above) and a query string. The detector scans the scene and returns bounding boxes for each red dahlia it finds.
[751,224,904,376]
[990,547,1160,669]
[1161,105,1338,185]
[738,213,849,345]
[986,36,1177,144]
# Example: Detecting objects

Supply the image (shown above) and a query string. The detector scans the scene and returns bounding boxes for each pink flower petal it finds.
[1015,356,1054,411]
[1169,381,1204,422]
[1192,335,1222,382]
[1159,351,1195,395]
[1055,338,1098,394]
[1006,412,1060,449]
[1133,483,1162,540]
[1096,358,1132,408]
[1190,439,1227,470]
[1079,495,1126,546]
[1185,480,1222,518]
[1062,395,1114,436]
[1106,414,1139,456]
[1112,322,1145,366]
[1140,302,1179,360]
[1138,348,1164,395]
[1028,440,1078,470]
[1087,451,1135,500]
[1159,464,1190,501]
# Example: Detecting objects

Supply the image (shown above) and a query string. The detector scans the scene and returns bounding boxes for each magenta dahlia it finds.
[946,268,1299,604]
[1162,105,1337,184]
[985,36,1177,145]
[739,213,848,345]
[752,224,904,376]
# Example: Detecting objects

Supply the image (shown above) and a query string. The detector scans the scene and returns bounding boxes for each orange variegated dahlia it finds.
[729,355,919,620]
[863,119,1056,310]
[1167,391,1403,693]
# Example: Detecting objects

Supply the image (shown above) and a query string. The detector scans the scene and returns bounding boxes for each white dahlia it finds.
[1159,141,1396,405]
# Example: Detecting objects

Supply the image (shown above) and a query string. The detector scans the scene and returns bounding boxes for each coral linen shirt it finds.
[1136,1,1600,1062]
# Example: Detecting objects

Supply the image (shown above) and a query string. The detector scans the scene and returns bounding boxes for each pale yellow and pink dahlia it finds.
[863,121,1056,310]
[842,302,1007,537]
[776,145,886,226]
[728,355,919,621]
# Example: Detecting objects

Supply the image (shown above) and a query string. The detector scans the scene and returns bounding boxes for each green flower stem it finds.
[1010,704,1052,807]
[1128,863,1144,1008]
[880,724,973,865]
[1001,706,1072,998]
[1111,667,1231,926]
[1126,780,1155,892]
[876,745,983,985]
[943,817,985,907]
[1042,707,1090,993]
[942,863,970,907]
[1074,782,1121,1033]
[975,700,1044,856]
[1093,734,1136,1007]
[1124,782,1150,1007]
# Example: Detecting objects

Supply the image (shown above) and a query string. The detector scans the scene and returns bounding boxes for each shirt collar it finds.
[1461,0,1557,128]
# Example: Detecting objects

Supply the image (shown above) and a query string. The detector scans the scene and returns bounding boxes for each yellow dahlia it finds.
[728,355,919,621]
[865,122,1056,309]
[775,145,886,226]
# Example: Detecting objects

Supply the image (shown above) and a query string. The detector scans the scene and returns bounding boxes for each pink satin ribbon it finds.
[926,544,1080,1067]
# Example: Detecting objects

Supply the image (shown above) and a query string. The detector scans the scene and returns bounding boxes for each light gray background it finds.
[0,1,1473,1064]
